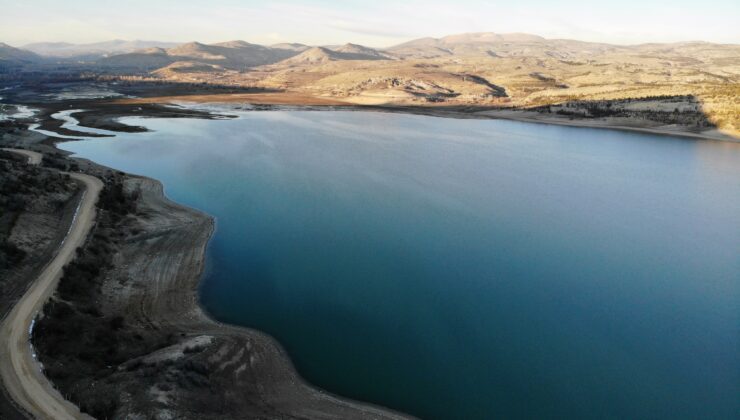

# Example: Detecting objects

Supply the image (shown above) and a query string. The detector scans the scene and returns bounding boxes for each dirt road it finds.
[0,150,101,419]
[0,148,42,165]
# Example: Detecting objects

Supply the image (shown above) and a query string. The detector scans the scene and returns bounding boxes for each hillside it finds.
[259,34,740,135]
[0,43,42,68]
[3,33,739,136]
[23,40,179,59]
[276,44,390,66]
[270,43,311,52]
[98,48,174,70]
[99,40,300,71]
[333,43,393,59]
[386,32,622,58]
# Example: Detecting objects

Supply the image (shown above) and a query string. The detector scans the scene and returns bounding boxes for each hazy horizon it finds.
[1,0,738,48]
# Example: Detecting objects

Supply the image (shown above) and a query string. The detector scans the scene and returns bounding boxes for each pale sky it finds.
[1,0,738,47]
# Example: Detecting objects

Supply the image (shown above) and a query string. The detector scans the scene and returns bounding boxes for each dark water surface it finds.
[61,111,739,419]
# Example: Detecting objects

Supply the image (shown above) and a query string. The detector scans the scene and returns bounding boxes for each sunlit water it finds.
[61,111,739,419]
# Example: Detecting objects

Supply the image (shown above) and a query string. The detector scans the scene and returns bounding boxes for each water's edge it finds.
[50,107,739,419]
[51,111,416,418]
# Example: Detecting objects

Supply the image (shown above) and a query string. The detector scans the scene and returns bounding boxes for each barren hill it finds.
[270,43,311,52]
[23,40,179,59]
[0,43,42,68]
[277,45,391,66]
[333,43,392,59]
[3,32,739,136]
[100,40,301,71]
[386,32,622,58]
[98,48,174,70]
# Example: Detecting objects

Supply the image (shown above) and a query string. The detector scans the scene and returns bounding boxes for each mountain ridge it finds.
[2,32,737,136]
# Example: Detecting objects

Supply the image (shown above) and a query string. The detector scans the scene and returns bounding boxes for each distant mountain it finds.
[100,40,300,70]
[166,42,228,60]
[276,47,339,65]
[103,40,391,71]
[153,61,227,77]
[332,43,393,59]
[2,32,739,136]
[23,40,180,59]
[277,44,391,66]
[442,32,547,43]
[386,32,621,58]
[97,48,175,70]
[270,43,311,52]
[168,41,295,67]
[0,43,42,68]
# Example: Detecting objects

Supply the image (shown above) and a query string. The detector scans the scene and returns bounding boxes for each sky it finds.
[1,0,738,47]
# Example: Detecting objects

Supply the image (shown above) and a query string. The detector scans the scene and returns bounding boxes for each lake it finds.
[61,110,739,419]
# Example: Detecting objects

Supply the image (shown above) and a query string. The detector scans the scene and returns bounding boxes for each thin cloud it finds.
[0,0,737,46]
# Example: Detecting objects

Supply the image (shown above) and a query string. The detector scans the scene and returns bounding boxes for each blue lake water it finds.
[61,111,739,419]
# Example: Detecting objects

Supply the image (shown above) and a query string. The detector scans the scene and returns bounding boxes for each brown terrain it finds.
[82,32,740,139]
[2,32,739,139]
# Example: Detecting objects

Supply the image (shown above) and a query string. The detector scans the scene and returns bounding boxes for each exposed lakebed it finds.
[60,110,739,419]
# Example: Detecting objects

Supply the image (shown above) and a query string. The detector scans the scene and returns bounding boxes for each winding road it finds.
[0,148,100,419]
[0,148,42,165]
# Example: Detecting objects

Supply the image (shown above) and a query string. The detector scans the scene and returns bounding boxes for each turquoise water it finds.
[62,111,739,419]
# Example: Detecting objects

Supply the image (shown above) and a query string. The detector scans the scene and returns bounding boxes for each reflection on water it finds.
[61,111,740,419]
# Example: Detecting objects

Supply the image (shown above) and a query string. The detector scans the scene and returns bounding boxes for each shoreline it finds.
[12,110,414,418]
[112,92,739,143]
[470,110,738,142]
[86,167,413,419]
[4,95,737,418]
[380,107,739,142]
